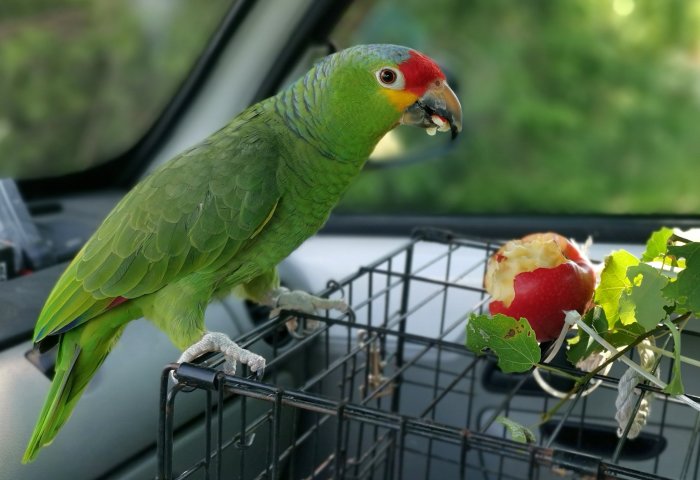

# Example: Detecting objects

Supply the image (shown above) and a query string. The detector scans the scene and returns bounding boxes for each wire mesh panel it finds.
[157,229,700,480]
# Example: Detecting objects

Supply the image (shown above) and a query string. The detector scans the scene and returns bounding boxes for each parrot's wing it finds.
[34,116,281,342]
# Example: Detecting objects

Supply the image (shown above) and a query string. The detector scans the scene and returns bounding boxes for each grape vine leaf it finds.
[605,322,646,347]
[617,293,637,326]
[663,243,700,313]
[567,306,607,365]
[567,306,650,366]
[619,264,669,331]
[466,313,541,373]
[595,250,640,328]
[662,319,684,395]
[640,227,673,262]
[496,416,536,444]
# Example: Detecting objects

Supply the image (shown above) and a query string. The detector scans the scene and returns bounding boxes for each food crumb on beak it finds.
[426,127,437,136]
[431,114,451,133]
[431,115,445,128]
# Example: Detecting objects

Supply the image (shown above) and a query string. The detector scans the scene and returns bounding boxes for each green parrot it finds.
[22,44,461,463]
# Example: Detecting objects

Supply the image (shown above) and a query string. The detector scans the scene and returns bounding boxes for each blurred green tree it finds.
[0,0,231,178]
[3,0,700,215]
[334,0,700,215]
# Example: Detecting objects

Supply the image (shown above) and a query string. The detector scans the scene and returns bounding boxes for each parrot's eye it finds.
[380,69,396,84]
[375,67,405,90]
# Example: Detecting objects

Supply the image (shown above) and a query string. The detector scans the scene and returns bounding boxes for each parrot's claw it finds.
[172,331,266,383]
[285,317,321,340]
[267,287,349,339]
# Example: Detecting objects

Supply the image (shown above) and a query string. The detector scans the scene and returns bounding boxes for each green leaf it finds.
[567,306,607,365]
[595,250,640,328]
[466,313,541,373]
[641,227,673,262]
[605,322,646,347]
[661,319,685,395]
[567,307,649,367]
[617,292,637,326]
[620,264,670,331]
[663,243,700,313]
[496,416,536,444]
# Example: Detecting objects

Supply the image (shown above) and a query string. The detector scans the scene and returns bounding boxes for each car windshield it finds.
[5,0,700,218]
[332,0,700,216]
[0,0,234,179]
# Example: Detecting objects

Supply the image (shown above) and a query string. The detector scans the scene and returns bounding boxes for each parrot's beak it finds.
[400,81,463,140]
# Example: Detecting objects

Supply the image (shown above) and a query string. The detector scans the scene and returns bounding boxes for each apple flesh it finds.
[484,232,596,342]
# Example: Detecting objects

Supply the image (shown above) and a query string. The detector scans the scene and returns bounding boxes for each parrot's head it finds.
[324,44,462,141]
[366,44,462,140]
[288,45,462,162]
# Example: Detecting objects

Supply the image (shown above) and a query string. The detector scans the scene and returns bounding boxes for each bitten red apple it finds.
[484,232,596,342]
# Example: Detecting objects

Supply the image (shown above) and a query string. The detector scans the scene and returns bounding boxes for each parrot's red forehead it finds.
[398,50,446,95]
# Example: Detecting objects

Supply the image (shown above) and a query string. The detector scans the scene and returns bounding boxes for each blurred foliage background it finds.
[334,0,700,215]
[0,0,231,178]
[1,0,700,215]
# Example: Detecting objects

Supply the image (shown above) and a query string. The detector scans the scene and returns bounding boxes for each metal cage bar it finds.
[156,229,700,480]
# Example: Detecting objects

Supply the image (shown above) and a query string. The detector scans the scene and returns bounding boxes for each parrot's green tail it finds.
[23,305,134,463]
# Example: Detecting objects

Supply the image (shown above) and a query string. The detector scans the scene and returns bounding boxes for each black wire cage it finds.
[156,229,700,480]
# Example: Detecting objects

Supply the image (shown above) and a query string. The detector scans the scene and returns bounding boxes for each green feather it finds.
[112,224,147,258]
[76,242,111,278]
[80,252,123,292]
[100,253,150,296]
[23,303,136,463]
[123,260,168,297]
[161,250,190,281]
[142,233,165,262]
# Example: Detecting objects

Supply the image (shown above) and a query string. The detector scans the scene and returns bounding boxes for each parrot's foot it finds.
[175,331,266,380]
[267,287,349,339]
